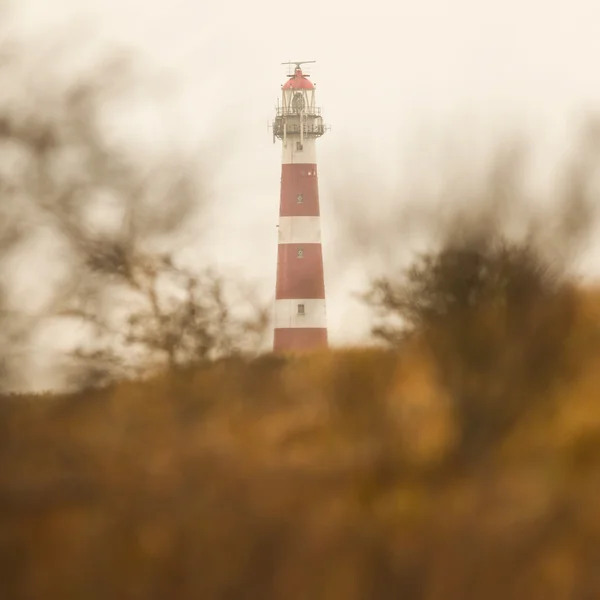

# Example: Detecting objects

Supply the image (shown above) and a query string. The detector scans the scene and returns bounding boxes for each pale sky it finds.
[8,0,600,349]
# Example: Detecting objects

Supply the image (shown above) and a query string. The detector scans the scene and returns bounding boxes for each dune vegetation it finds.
[3,237,600,599]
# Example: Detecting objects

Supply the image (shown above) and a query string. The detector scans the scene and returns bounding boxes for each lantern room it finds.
[281,66,319,116]
[272,62,326,142]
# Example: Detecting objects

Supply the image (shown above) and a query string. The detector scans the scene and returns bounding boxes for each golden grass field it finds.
[2,284,600,599]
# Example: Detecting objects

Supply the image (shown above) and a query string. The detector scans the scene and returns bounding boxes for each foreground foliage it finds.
[2,284,600,599]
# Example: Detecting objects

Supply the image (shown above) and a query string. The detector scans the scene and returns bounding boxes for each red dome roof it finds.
[282,68,314,90]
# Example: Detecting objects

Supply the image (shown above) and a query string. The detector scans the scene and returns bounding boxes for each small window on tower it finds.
[296,141,303,151]
[297,193,303,204]
[297,303,305,315]
[297,247,304,258]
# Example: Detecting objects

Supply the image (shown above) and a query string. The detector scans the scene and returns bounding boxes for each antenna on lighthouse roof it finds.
[282,60,316,77]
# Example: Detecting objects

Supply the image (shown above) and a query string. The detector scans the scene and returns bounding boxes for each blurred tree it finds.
[365,234,576,459]
[363,129,600,458]
[0,32,268,391]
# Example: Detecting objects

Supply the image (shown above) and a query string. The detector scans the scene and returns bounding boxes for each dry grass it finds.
[2,285,600,599]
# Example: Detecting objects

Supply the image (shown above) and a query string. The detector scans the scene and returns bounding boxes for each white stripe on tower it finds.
[272,63,328,352]
[277,216,321,244]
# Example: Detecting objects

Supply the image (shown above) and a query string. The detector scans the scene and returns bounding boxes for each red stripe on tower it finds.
[271,61,328,353]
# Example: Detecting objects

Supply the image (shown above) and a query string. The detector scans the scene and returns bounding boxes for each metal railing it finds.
[272,122,327,138]
[274,106,322,117]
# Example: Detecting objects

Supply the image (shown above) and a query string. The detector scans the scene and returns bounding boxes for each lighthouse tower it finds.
[272,61,328,352]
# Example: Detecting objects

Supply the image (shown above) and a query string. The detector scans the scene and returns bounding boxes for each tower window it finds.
[297,303,305,315]
[296,141,303,151]
[297,247,304,258]
[297,193,303,204]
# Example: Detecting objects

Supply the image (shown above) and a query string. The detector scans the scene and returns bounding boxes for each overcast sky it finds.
[9,0,600,347]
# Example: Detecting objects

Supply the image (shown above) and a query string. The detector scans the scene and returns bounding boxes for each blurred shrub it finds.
[2,278,600,599]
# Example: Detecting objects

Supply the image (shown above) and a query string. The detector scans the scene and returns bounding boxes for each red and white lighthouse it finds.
[272,61,328,353]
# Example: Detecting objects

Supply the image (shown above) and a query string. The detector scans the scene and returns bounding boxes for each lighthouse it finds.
[272,61,328,352]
